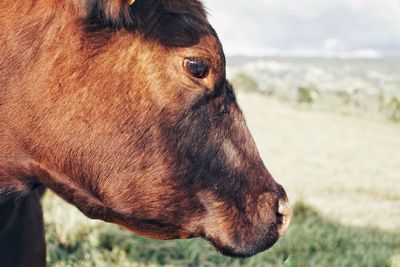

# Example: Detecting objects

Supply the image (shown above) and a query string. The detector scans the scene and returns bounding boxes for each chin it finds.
[207,233,280,258]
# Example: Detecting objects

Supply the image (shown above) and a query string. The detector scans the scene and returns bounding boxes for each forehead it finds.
[85,0,225,82]
[128,1,225,75]
[133,1,213,48]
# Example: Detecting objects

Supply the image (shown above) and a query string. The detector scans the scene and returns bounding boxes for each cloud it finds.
[203,0,400,57]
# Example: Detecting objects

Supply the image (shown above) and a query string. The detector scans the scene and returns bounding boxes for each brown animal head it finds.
[0,0,291,257]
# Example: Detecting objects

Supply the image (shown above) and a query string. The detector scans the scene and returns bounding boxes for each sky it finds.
[202,0,400,57]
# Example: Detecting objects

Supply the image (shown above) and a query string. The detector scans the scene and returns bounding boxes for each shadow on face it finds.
[80,0,293,257]
[156,80,292,257]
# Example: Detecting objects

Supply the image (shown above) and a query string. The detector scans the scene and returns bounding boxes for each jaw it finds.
[112,217,195,240]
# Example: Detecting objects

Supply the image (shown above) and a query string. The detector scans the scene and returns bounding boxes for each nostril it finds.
[276,212,284,225]
[277,199,293,237]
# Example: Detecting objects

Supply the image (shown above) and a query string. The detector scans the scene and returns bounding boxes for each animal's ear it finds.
[84,0,207,33]
[84,0,209,47]
[84,0,144,31]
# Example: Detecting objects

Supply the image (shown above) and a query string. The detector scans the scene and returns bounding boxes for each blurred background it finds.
[44,0,400,266]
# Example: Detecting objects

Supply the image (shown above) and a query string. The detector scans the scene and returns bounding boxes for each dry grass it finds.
[238,93,400,231]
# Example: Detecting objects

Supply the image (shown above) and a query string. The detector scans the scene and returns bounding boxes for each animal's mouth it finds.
[195,191,293,257]
[203,228,280,258]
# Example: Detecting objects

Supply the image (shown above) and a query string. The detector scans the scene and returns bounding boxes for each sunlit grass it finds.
[43,193,400,267]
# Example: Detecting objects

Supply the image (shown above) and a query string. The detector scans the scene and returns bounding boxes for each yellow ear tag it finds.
[128,0,136,5]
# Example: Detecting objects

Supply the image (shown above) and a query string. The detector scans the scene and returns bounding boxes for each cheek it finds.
[193,191,235,244]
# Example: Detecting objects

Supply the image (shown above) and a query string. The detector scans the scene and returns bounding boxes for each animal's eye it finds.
[184,58,211,79]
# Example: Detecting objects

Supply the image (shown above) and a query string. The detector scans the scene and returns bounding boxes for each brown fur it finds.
[0,0,291,263]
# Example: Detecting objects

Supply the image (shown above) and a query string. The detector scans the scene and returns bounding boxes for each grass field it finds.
[43,93,400,267]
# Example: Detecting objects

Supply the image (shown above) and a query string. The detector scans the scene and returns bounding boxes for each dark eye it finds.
[184,58,211,79]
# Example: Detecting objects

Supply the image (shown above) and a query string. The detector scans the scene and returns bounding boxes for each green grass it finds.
[44,194,400,267]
